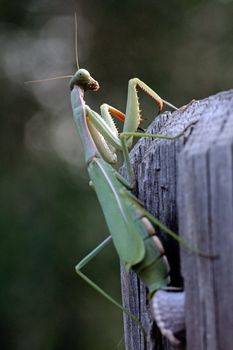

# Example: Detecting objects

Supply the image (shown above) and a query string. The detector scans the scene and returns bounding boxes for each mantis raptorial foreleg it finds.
[85,105,185,187]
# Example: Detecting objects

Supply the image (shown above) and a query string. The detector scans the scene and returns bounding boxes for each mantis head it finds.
[70,69,100,92]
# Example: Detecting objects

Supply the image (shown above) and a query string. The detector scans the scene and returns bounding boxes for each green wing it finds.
[88,158,146,269]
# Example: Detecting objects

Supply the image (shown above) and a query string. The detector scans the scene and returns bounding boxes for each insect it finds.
[66,12,196,341]
[70,65,192,344]
[27,14,210,346]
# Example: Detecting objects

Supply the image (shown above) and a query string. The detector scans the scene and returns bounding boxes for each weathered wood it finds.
[120,104,190,350]
[178,90,233,350]
[120,90,233,350]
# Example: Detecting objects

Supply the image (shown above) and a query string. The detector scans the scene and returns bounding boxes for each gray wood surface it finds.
[178,90,233,350]
[120,90,233,350]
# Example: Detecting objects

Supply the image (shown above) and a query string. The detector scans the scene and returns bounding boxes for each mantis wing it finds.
[88,158,146,270]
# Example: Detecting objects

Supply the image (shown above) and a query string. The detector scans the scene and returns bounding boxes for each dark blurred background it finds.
[0,0,232,349]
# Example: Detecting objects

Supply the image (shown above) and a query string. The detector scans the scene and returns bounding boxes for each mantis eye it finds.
[76,69,91,80]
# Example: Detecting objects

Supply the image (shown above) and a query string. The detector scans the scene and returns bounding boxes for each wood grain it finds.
[120,90,233,349]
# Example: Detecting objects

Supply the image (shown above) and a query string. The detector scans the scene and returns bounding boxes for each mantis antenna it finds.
[24,75,73,84]
[25,13,80,85]
[74,12,80,69]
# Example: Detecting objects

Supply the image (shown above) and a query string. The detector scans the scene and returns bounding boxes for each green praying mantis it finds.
[70,69,191,346]
[70,70,184,342]
[27,13,213,346]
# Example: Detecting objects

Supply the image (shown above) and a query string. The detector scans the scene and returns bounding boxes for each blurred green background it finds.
[0,0,232,349]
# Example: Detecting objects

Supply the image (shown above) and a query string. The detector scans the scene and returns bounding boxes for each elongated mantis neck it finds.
[71,85,100,164]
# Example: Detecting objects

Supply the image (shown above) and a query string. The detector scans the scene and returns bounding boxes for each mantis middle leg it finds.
[75,235,146,335]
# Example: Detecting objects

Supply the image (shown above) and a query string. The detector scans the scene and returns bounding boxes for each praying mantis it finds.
[27,13,213,347]
[70,70,186,345]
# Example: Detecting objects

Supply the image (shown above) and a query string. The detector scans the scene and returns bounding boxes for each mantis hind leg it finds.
[75,235,146,336]
[143,202,216,258]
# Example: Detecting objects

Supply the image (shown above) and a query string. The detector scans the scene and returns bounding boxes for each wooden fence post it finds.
[178,90,233,350]
[120,89,233,350]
